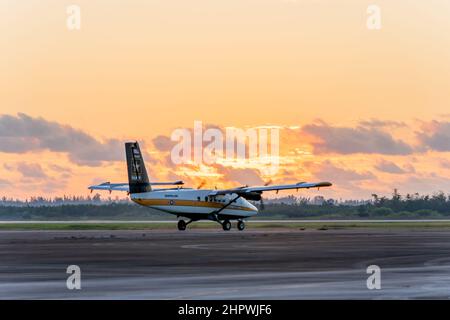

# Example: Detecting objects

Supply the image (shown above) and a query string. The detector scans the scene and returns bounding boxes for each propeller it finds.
[260,196,265,211]
[259,179,272,210]
[197,180,206,189]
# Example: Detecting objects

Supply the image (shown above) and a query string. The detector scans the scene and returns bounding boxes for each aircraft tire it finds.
[237,220,245,231]
[222,220,231,231]
[177,220,187,231]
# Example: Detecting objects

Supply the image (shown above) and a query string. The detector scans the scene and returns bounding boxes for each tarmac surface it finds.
[1,228,450,299]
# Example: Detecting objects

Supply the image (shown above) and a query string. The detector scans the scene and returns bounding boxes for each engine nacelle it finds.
[240,192,262,201]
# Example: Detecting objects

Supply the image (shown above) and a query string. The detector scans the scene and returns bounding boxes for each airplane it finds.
[88,142,332,231]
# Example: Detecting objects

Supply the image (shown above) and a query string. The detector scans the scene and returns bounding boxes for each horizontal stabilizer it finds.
[88,180,184,193]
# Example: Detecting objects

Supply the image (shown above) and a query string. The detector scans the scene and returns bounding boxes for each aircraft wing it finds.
[151,180,184,186]
[209,181,332,197]
[88,180,184,192]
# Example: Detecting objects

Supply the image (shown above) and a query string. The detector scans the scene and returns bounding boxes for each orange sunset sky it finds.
[1,0,450,200]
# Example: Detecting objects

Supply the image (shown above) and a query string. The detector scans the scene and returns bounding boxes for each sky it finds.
[1,0,450,200]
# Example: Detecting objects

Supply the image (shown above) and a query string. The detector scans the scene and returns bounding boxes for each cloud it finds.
[359,119,406,128]
[48,164,73,173]
[41,180,67,193]
[217,167,264,186]
[374,160,406,174]
[12,162,72,193]
[3,163,14,171]
[311,160,375,182]
[417,121,450,152]
[302,122,413,155]
[0,113,123,166]
[302,160,378,198]
[440,159,450,169]
[400,176,450,196]
[152,124,275,166]
[152,135,174,152]
[403,163,416,173]
[16,162,48,179]
[0,178,11,189]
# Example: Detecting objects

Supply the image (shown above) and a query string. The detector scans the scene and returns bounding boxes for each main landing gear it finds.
[177,218,246,231]
[222,219,231,231]
[221,219,245,231]
[177,220,187,231]
[177,219,195,231]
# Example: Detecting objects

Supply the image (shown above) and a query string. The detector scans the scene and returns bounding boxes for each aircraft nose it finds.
[248,202,258,213]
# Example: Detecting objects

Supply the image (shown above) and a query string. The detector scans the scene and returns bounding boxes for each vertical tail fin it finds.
[125,142,151,194]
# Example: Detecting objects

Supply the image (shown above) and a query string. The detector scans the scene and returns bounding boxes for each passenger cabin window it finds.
[197,197,200,201]
[205,196,208,202]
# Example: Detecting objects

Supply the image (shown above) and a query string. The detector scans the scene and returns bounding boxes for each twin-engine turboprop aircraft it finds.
[89,142,332,231]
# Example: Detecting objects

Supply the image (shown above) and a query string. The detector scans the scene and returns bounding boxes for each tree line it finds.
[258,190,450,219]
[1,190,450,220]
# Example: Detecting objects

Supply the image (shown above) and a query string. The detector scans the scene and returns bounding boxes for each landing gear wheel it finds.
[222,220,231,231]
[237,220,245,231]
[177,220,187,231]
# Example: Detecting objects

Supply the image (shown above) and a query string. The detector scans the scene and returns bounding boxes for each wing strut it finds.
[209,195,241,221]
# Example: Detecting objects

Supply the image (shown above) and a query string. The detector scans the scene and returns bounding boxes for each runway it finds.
[1,219,450,223]
[1,229,450,299]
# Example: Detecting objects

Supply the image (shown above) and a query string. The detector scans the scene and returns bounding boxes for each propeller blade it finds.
[197,181,206,189]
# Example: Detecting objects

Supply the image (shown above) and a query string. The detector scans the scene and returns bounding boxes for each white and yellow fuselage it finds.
[131,188,258,219]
